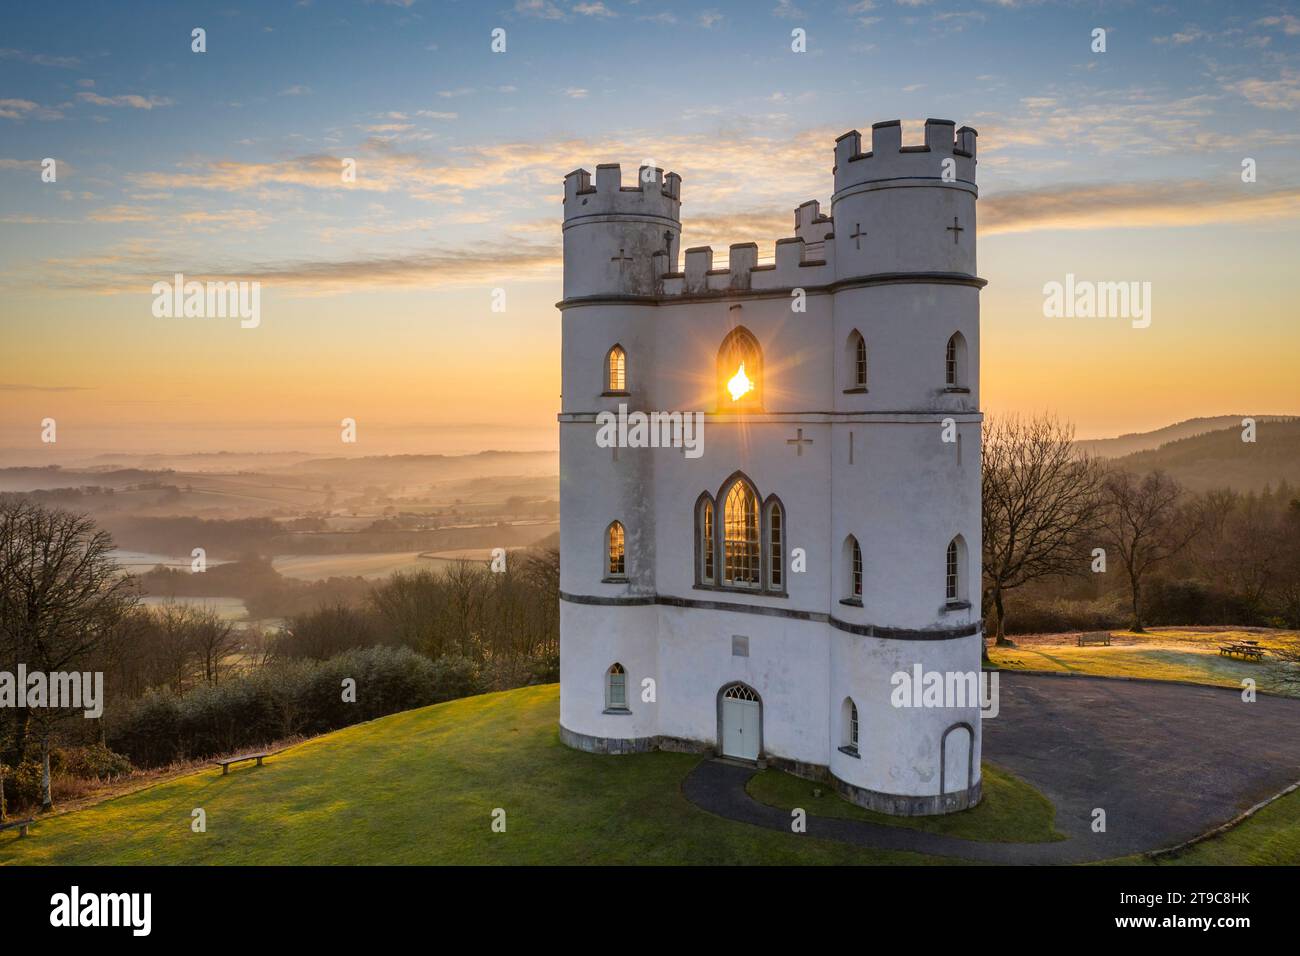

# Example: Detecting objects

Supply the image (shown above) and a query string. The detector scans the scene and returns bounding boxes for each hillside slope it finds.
[0,686,936,865]
[1107,420,1300,493]
[1076,416,1296,459]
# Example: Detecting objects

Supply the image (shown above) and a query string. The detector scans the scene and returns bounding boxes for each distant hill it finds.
[1108,420,1300,494]
[1076,416,1297,458]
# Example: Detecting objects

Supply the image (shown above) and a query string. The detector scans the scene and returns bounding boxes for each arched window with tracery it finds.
[722,479,760,588]
[766,499,784,590]
[606,344,627,393]
[696,495,716,584]
[605,662,628,712]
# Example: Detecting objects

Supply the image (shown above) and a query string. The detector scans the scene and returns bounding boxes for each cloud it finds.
[0,48,80,69]
[0,383,93,392]
[514,0,564,19]
[981,180,1300,235]
[773,0,805,18]
[563,88,589,99]
[573,2,615,16]
[1223,69,1300,111]
[0,98,63,121]
[77,92,173,110]
[1255,14,1300,36]
[278,85,312,97]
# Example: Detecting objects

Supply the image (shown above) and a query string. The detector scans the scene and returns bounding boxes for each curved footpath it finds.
[682,672,1300,864]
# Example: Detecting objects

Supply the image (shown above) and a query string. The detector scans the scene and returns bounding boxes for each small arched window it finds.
[841,697,859,754]
[606,344,627,393]
[766,500,784,590]
[946,536,967,602]
[722,479,760,587]
[945,333,967,388]
[607,521,626,578]
[847,330,868,390]
[606,662,628,711]
[844,535,862,601]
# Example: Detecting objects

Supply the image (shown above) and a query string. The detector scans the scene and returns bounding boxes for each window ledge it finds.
[839,597,863,607]
[944,600,972,611]
[842,386,868,394]
[601,576,627,584]
[838,745,860,759]
[943,386,971,394]
[693,583,788,599]
[602,708,632,716]
[601,390,630,397]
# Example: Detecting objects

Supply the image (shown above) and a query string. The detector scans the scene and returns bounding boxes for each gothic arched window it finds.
[722,479,760,588]
[717,326,763,410]
[696,495,716,584]
[844,535,863,601]
[946,535,968,603]
[605,662,628,712]
[841,697,859,754]
[607,521,626,578]
[945,333,967,389]
[766,499,784,590]
[847,330,868,390]
[606,344,627,393]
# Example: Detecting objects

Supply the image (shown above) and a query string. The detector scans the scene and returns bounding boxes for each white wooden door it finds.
[722,697,760,761]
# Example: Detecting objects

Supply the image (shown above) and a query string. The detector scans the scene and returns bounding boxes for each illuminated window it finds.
[607,344,626,392]
[716,326,763,409]
[723,480,760,587]
[606,662,628,711]
[607,521,625,577]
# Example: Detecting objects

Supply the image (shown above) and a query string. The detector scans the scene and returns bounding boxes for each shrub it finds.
[107,645,480,768]
[50,743,132,780]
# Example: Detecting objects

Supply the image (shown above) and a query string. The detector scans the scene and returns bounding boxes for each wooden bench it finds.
[214,752,270,775]
[1219,643,1266,661]
[1077,631,1112,647]
[0,818,35,838]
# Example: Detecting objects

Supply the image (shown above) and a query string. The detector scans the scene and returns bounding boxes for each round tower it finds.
[557,164,681,752]
[826,119,985,813]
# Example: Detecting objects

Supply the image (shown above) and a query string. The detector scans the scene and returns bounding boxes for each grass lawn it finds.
[0,685,965,866]
[989,628,1299,697]
[746,762,1066,843]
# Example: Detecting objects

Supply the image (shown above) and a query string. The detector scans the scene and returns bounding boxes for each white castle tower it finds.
[557,119,985,815]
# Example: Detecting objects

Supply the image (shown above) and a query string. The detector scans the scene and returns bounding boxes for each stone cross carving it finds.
[946,217,964,244]
[786,428,814,456]
[850,223,866,250]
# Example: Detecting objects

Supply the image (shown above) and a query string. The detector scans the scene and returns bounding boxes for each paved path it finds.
[681,673,1300,863]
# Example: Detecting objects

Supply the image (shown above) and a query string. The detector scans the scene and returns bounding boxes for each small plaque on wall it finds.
[731,635,749,657]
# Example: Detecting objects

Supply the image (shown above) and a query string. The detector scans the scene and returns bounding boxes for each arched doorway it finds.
[940,722,975,796]
[718,682,762,761]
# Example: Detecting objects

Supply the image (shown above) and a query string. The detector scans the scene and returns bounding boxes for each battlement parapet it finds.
[564,164,682,222]
[833,119,977,197]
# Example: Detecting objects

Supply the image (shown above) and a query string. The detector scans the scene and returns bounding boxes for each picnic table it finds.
[1219,641,1267,661]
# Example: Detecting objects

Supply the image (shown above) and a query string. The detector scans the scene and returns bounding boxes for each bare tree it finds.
[1098,470,1202,632]
[981,414,1106,645]
[191,608,240,685]
[0,500,137,809]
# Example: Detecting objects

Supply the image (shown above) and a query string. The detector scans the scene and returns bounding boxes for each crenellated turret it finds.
[831,119,979,279]
[562,163,682,299]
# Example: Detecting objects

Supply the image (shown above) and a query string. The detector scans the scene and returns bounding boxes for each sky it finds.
[1,0,1298,459]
